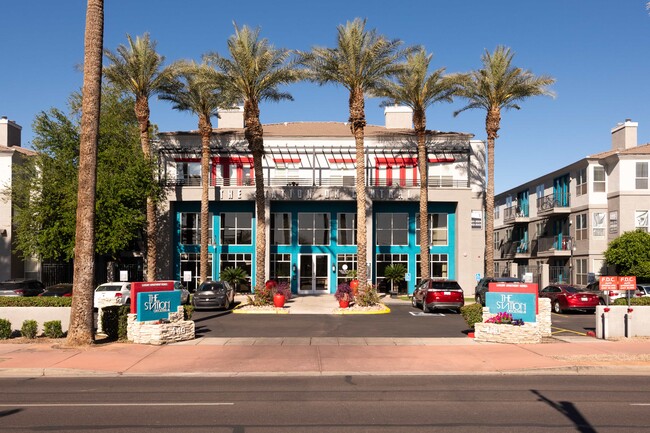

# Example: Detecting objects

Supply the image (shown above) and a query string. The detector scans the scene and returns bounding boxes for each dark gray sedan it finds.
[192,280,235,310]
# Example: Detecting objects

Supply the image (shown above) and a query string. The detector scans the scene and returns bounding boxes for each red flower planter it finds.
[339,299,350,308]
[349,279,359,295]
[273,293,286,308]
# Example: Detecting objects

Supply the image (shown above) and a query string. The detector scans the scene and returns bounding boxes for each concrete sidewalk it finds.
[1,336,650,378]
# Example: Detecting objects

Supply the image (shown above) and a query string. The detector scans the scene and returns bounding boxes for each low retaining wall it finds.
[127,308,195,345]
[596,305,650,339]
[0,307,71,333]
[474,298,551,344]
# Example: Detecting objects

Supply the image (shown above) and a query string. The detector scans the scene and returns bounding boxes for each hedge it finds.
[0,297,73,307]
[613,297,650,306]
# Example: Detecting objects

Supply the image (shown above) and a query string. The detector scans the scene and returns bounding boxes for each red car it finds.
[539,285,599,313]
[411,279,464,313]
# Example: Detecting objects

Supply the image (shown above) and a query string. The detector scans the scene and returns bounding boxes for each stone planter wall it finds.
[127,308,195,345]
[474,298,551,344]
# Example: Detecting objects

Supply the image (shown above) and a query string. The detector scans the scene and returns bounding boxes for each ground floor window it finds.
[270,253,292,284]
[180,252,213,292]
[376,253,408,293]
[336,253,357,288]
[415,253,449,285]
[220,253,252,291]
[576,258,588,286]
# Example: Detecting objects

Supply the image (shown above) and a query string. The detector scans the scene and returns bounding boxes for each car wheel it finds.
[224,298,231,310]
[475,294,482,306]
[411,295,418,307]
[422,300,429,314]
[553,301,562,314]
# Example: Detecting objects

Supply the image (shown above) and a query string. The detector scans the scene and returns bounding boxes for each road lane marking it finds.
[551,326,587,336]
[0,403,234,407]
[630,404,650,406]
[409,312,445,316]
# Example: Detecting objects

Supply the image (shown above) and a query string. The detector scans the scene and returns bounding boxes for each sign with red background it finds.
[489,282,539,314]
[130,281,174,314]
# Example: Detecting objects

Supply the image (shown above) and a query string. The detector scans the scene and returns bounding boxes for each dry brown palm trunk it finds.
[484,107,501,278]
[136,97,157,281]
[199,115,212,283]
[350,88,367,286]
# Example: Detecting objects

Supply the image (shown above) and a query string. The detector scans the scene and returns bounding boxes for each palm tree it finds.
[67,0,103,346]
[453,46,555,277]
[104,33,176,281]
[204,24,300,293]
[301,18,409,287]
[375,48,456,281]
[159,61,233,283]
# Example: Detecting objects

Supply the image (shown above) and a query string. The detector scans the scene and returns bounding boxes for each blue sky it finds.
[2,1,649,192]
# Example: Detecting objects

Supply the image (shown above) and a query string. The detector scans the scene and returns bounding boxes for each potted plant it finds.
[346,269,359,294]
[265,280,285,307]
[334,282,354,308]
[383,264,407,297]
[220,266,249,293]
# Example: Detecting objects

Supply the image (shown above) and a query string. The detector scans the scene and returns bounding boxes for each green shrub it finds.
[461,303,484,329]
[183,304,194,320]
[356,284,382,307]
[613,297,650,306]
[21,320,38,339]
[0,318,11,339]
[101,305,130,341]
[0,297,73,307]
[43,320,64,338]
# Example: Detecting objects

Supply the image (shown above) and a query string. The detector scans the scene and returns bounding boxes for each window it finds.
[336,253,357,287]
[535,221,546,238]
[377,253,408,290]
[415,253,448,283]
[416,213,448,246]
[593,166,606,192]
[298,213,330,245]
[376,213,408,246]
[180,213,213,245]
[180,252,212,292]
[576,258,588,286]
[536,184,545,199]
[220,253,252,291]
[592,212,605,237]
[176,161,201,186]
[271,213,291,245]
[575,213,588,240]
[494,205,500,219]
[270,253,291,282]
[576,168,587,196]
[220,213,252,245]
[337,213,357,245]
[637,162,649,189]
[494,231,500,251]
[636,210,649,232]
[494,262,500,277]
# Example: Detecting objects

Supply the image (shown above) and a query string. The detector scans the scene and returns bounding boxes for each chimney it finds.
[0,116,22,148]
[611,118,637,150]
[217,106,244,129]
[384,105,413,129]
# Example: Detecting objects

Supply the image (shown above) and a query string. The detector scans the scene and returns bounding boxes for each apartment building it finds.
[0,117,39,281]
[155,106,486,294]
[494,119,650,286]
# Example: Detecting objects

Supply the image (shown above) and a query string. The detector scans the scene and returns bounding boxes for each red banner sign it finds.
[130,281,174,314]
[599,276,618,291]
[619,276,637,291]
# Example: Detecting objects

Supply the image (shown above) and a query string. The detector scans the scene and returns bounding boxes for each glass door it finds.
[299,254,329,294]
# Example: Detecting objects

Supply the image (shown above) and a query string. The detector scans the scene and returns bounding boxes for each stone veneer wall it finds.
[127,308,195,345]
[474,298,551,344]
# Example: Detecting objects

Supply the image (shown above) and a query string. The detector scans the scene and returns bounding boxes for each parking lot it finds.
[191,301,598,339]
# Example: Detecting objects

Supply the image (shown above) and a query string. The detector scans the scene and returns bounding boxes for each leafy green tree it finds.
[375,47,456,280]
[453,46,555,278]
[10,86,152,262]
[301,18,409,286]
[604,230,650,281]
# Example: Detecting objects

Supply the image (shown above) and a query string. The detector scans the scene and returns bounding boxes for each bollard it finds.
[601,307,610,340]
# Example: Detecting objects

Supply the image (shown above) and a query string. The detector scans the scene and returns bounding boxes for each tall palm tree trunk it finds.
[350,89,367,286]
[244,100,266,292]
[135,97,157,281]
[199,116,212,283]
[67,0,103,346]
[485,107,500,278]
[415,111,429,280]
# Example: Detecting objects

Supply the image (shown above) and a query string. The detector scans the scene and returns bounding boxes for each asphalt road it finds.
[191,303,599,338]
[1,376,649,432]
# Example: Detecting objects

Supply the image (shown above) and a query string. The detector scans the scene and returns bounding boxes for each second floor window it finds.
[637,162,649,189]
[177,161,201,186]
[576,168,587,196]
[298,213,330,245]
[337,213,357,245]
[220,213,252,245]
[593,166,606,192]
[415,213,448,246]
[271,213,291,245]
[180,212,213,245]
[376,213,408,246]
[576,213,588,240]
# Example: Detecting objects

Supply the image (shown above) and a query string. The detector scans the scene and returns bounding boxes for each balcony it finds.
[536,193,571,215]
[536,235,572,257]
[501,240,530,258]
[503,206,529,224]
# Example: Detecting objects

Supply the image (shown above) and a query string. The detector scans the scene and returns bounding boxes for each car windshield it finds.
[96,284,123,292]
[564,287,581,293]
[431,281,461,290]
[198,283,224,292]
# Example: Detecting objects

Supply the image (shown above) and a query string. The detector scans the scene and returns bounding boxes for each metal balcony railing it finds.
[537,193,570,213]
[537,235,572,253]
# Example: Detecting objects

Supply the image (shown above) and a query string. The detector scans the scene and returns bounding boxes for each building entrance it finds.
[298,254,329,294]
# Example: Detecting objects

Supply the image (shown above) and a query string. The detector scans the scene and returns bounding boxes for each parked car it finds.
[39,283,73,297]
[172,280,190,304]
[192,280,235,310]
[411,279,464,313]
[474,277,523,306]
[93,282,131,307]
[636,284,650,298]
[539,284,599,313]
[584,281,628,305]
[0,279,45,297]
